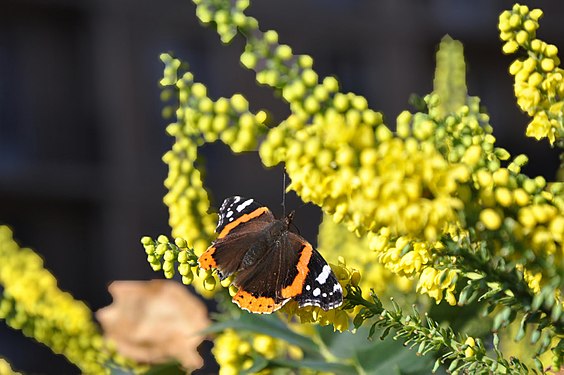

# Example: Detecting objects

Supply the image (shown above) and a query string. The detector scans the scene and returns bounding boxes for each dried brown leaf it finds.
[96,280,210,370]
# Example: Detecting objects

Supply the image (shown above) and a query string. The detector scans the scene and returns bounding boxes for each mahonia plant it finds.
[144,1,563,374]
[0,226,139,374]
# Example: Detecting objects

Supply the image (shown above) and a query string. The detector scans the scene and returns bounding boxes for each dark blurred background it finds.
[0,0,561,373]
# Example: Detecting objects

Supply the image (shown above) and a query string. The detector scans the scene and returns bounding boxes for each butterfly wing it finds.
[198,196,276,279]
[291,234,343,311]
[231,230,310,314]
[215,196,275,238]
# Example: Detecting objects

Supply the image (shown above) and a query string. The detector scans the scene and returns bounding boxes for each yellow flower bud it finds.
[302,69,318,87]
[495,187,513,207]
[298,55,314,68]
[530,39,543,52]
[323,76,339,92]
[476,169,493,188]
[518,208,536,228]
[276,44,292,60]
[333,93,349,111]
[523,20,537,33]
[541,58,555,72]
[204,275,217,291]
[513,188,530,206]
[515,30,528,45]
[502,40,519,54]
[528,72,543,87]
[545,44,558,57]
[336,146,356,166]
[529,8,543,20]
[492,168,509,186]
[181,271,194,285]
[461,145,482,167]
[480,208,503,230]
[509,59,523,75]
[509,13,521,28]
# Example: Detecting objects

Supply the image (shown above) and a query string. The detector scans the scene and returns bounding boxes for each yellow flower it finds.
[416,267,458,305]
[526,112,555,144]
[480,208,503,230]
[0,226,117,374]
[464,337,477,358]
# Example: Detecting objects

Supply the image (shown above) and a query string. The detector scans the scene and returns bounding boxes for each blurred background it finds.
[0,0,561,373]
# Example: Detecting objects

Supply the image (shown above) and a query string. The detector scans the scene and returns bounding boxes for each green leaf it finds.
[240,355,269,374]
[317,325,437,375]
[142,362,185,375]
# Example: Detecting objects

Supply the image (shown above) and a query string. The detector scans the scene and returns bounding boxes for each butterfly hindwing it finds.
[294,246,343,310]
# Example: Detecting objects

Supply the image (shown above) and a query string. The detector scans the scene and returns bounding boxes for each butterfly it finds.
[198,196,343,314]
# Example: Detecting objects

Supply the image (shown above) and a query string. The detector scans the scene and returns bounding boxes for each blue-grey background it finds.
[0,0,560,373]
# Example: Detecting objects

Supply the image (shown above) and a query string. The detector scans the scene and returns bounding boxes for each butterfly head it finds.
[284,210,296,228]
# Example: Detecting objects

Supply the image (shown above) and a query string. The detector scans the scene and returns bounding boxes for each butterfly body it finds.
[198,196,343,314]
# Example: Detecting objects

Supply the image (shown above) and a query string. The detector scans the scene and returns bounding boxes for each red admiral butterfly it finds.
[198,196,343,314]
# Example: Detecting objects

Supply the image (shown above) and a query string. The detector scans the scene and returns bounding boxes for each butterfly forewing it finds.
[199,196,275,275]
[215,196,275,237]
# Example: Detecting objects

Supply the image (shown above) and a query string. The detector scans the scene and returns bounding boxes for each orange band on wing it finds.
[198,246,217,270]
[233,289,284,314]
[218,207,270,239]
[281,242,313,299]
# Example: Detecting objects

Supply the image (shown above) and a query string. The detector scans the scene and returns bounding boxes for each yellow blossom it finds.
[464,337,477,358]
[0,226,116,374]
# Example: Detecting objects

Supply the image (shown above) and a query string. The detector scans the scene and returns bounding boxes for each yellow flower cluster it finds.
[499,4,564,144]
[213,328,302,375]
[261,108,464,241]
[0,226,117,374]
[159,53,268,295]
[516,264,542,294]
[317,213,413,297]
[193,0,254,44]
[472,166,563,261]
[368,229,459,305]
[0,358,21,375]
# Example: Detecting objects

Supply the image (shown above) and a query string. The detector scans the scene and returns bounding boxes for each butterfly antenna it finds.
[282,168,287,217]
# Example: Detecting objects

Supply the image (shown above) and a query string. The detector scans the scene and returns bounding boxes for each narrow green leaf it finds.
[240,355,268,375]
[432,358,442,373]
[531,293,544,311]
[515,314,528,342]
[530,329,541,344]
[465,272,484,280]
[368,322,378,340]
[551,300,562,321]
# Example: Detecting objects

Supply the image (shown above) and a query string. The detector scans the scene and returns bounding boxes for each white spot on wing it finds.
[306,285,311,291]
[322,293,327,297]
[313,288,321,297]
[315,265,332,284]
[226,210,233,218]
[236,199,254,212]
[333,283,342,292]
